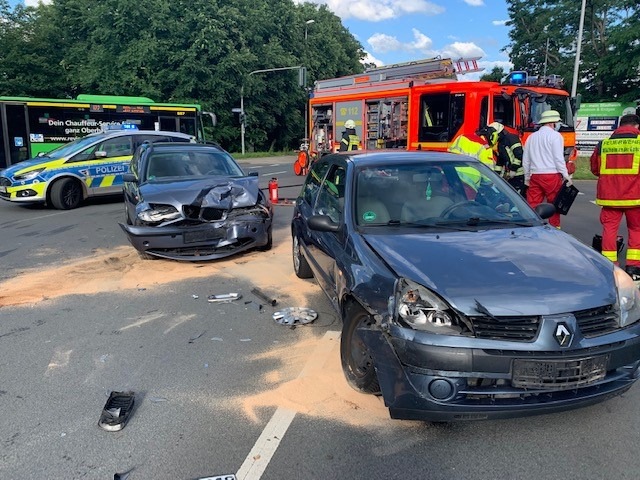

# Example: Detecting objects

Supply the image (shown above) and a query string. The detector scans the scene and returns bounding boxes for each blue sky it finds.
[305,0,514,79]
[19,0,514,80]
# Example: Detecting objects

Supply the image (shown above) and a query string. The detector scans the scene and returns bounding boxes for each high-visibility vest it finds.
[341,134,360,151]
[596,135,640,206]
[448,135,495,167]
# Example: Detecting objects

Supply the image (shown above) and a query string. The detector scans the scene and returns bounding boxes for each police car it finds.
[0,126,195,209]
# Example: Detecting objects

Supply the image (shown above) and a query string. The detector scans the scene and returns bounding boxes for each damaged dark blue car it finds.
[291,151,640,421]
[121,142,272,261]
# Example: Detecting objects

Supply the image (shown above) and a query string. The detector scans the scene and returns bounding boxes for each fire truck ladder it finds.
[314,56,483,91]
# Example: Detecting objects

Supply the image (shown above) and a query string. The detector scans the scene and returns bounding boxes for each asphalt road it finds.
[0,158,638,480]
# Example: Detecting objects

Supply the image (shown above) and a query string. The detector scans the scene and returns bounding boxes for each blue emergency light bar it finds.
[102,123,139,132]
[508,71,528,85]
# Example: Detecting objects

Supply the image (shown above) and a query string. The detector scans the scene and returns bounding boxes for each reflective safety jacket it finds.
[590,125,640,207]
[448,134,495,168]
[339,129,360,151]
[495,130,524,176]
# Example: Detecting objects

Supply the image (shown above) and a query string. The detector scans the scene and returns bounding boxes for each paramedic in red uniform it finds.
[523,110,572,228]
[590,114,640,279]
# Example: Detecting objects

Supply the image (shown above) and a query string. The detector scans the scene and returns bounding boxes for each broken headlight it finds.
[394,279,463,335]
[614,266,640,327]
[138,204,182,224]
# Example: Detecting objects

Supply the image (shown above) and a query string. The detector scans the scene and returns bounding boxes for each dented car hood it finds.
[362,226,617,317]
[141,176,260,208]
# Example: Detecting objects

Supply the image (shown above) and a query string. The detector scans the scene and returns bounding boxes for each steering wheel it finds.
[440,200,483,219]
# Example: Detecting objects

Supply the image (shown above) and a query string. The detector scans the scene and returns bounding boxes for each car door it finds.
[306,161,347,308]
[68,135,134,196]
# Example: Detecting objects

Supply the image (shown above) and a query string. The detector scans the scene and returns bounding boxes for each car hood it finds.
[140,176,260,208]
[1,156,51,176]
[362,226,617,317]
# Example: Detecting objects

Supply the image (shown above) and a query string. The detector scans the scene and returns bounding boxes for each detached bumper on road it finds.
[119,219,271,261]
[362,324,640,422]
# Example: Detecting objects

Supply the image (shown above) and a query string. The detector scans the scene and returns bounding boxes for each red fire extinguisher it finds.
[268,177,279,203]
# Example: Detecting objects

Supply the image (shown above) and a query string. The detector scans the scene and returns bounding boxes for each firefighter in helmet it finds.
[477,122,526,196]
[339,119,360,151]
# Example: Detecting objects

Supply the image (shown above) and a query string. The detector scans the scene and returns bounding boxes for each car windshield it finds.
[354,159,541,228]
[39,134,108,160]
[529,94,574,129]
[145,149,244,181]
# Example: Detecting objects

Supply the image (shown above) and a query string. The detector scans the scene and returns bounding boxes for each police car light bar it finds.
[101,123,139,132]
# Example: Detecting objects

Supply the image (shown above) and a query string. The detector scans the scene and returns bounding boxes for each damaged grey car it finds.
[292,151,640,422]
[120,142,273,261]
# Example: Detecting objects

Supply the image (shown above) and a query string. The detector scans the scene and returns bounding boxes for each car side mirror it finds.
[122,173,138,183]
[248,171,259,177]
[308,214,340,233]
[535,202,556,220]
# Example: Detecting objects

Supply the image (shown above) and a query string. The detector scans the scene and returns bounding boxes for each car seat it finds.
[357,196,390,225]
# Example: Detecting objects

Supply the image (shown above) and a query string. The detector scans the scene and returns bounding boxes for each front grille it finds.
[183,205,226,222]
[469,315,540,341]
[575,304,619,338]
[0,177,11,187]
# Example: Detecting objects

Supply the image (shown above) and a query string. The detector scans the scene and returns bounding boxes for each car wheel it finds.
[257,226,272,251]
[50,178,83,210]
[340,302,381,394]
[292,233,313,278]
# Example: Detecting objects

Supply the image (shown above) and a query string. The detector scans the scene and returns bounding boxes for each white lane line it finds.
[269,164,281,167]
[260,171,287,177]
[235,330,341,480]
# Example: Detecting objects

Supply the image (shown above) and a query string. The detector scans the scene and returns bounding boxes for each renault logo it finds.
[555,323,573,347]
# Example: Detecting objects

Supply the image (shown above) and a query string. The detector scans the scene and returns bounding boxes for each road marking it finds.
[261,171,287,177]
[235,330,341,480]
[269,164,282,167]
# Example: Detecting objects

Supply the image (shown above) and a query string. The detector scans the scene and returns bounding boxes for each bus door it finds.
[0,103,30,168]
[158,116,197,137]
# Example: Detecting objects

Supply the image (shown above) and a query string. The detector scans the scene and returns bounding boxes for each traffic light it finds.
[298,67,307,87]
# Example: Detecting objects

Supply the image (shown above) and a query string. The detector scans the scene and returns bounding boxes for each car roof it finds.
[83,129,194,141]
[146,142,226,151]
[326,150,480,167]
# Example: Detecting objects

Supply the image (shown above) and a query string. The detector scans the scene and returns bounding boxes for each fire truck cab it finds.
[304,57,577,171]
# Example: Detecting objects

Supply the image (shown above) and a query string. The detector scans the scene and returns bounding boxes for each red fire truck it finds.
[295,57,578,174]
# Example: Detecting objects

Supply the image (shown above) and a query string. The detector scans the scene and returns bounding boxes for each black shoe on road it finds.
[625,265,640,282]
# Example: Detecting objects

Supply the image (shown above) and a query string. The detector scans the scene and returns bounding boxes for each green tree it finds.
[480,66,506,82]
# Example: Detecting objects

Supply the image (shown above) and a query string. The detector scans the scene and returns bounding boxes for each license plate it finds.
[512,355,609,390]
[0,186,6,193]
[183,228,224,244]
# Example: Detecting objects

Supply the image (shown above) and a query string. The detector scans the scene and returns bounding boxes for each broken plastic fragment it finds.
[192,294,199,299]
[188,331,206,343]
[251,287,277,306]
[207,293,242,303]
[273,307,318,326]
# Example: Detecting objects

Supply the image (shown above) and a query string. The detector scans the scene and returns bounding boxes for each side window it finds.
[479,96,488,128]
[493,95,515,128]
[98,136,133,159]
[419,93,464,142]
[135,135,173,149]
[302,161,330,206]
[314,165,346,223]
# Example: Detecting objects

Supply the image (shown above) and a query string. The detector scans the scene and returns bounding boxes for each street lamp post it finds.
[303,19,315,149]
[239,66,304,155]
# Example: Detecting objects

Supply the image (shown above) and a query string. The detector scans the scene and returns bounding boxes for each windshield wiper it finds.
[437,217,535,227]
[386,220,476,231]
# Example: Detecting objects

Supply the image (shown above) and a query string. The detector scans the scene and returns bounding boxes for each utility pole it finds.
[571,0,587,98]
[303,19,315,149]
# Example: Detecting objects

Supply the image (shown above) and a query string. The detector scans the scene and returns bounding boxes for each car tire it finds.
[292,233,313,278]
[50,178,83,210]
[340,302,381,394]
[257,226,273,251]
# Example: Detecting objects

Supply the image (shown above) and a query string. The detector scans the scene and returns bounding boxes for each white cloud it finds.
[368,29,433,54]
[24,0,51,6]
[440,41,485,60]
[464,0,484,6]
[492,19,508,26]
[295,0,444,21]
[362,51,384,67]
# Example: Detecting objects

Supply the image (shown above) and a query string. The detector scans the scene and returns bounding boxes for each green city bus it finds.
[0,94,212,169]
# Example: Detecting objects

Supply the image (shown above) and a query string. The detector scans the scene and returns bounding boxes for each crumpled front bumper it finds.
[119,218,271,261]
[360,324,640,422]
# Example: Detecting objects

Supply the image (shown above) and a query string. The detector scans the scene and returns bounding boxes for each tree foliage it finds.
[480,66,506,82]
[505,0,639,102]
[0,0,365,151]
